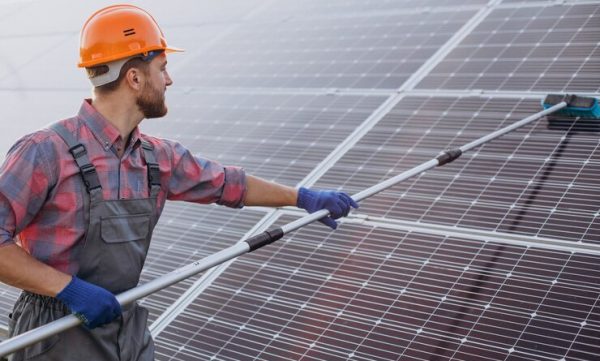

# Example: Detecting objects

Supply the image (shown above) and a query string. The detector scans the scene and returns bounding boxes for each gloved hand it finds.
[297,187,359,229]
[56,276,122,329]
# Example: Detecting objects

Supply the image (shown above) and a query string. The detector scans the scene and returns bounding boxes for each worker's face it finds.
[136,53,173,119]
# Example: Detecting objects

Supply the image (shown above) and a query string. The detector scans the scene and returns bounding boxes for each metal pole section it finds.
[0,101,568,357]
[459,101,566,153]
[0,242,251,357]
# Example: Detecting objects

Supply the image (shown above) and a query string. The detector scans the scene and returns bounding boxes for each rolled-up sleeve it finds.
[163,140,247,208]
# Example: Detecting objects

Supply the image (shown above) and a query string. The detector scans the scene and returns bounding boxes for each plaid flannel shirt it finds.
[0,99,246,274]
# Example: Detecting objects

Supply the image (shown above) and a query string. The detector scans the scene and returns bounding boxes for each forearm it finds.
[243,175,298,207]
[0,243,71,297]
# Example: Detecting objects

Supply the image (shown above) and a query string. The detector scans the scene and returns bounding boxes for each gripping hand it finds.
[297,187,359,229]
[56,276,122,329]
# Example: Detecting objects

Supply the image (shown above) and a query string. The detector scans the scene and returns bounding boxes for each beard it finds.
[136,79,168,118]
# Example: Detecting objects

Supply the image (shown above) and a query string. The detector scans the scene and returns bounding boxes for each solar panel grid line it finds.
[391,222,502,360]
[314,95,597,242]
[529,135,600,239]
[256,0,489,19]
[562,295,600,361]
[452,113,577,230]
[417,3,600,92]
[151,219,600,358]
[137,208,268,324]
[504,13,595,94]
[166,281,585,361]
[488,254,575,361]
[149,209,280,336]
[490,127,599,237]
[298,93,402,187]
[209,225,375,359]
[414,130,533,229]
[159,309,358,361]
[145,91,389,337]
[200,274,600,347]
[291,226,419,361]
[263,3,487,23]
[220,234,600,327]
[178,8,480,90]
[165,0,277,78]
[158,286,481,361]
[398,0,501,92]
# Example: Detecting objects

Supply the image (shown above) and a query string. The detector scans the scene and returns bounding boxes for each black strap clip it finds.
[147,163,161,186]
[80,164,102,191]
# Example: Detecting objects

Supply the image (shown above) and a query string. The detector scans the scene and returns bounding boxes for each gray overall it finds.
[8,122,162,361]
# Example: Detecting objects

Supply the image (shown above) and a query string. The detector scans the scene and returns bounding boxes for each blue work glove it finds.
[297,187,359,229]
[56,276,122,329]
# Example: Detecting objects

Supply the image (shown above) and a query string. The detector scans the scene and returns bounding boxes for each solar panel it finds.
[256,0,488,19]
[137,91,386,321]
[175,10,478,90]
[314,95,600,243]
[141,91,387,184]
[153,216,600,361]
[140,204,267,323]
[417,3,600,92]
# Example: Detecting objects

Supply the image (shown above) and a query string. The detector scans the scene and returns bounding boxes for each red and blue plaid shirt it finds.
[0,99,246,274]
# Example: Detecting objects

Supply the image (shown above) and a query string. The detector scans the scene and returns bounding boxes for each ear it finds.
[124,67,145,91]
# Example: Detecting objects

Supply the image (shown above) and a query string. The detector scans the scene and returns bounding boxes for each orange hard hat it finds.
[78,4,183,68]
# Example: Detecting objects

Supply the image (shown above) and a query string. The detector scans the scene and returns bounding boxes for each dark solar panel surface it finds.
[175,10,476,90]
[140,204,266,323]
[418,3,600,92]
[314,96,600,243]
[154,217,600,361]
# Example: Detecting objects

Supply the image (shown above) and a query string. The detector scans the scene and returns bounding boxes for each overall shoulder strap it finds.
[140,140,161,197]
[49,122,102,194]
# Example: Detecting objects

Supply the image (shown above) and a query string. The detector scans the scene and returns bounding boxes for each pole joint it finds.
[245,227,285,252]
[436,148,462,166]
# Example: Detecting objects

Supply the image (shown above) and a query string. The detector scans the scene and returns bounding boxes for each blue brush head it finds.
[542,94,600,119]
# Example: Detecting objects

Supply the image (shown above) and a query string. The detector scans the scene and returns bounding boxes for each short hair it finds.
[86,57,151,93]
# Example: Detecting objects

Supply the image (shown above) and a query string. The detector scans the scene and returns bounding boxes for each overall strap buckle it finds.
[141,141,161,189]
[79,163,102,191]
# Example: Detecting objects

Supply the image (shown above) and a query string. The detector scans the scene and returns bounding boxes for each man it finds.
[0,5,358,360]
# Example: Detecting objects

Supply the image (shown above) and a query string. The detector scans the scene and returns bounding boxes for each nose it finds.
[165,70,173,87]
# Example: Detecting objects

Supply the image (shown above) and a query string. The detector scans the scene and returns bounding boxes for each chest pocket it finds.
[101,214,150,243]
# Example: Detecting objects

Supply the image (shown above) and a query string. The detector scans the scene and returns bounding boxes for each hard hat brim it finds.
[78,46,185,68]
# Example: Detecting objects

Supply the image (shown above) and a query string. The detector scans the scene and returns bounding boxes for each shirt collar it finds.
[78,99,142,150]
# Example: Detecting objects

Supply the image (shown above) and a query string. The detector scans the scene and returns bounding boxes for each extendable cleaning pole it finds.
[0,94,596,357]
